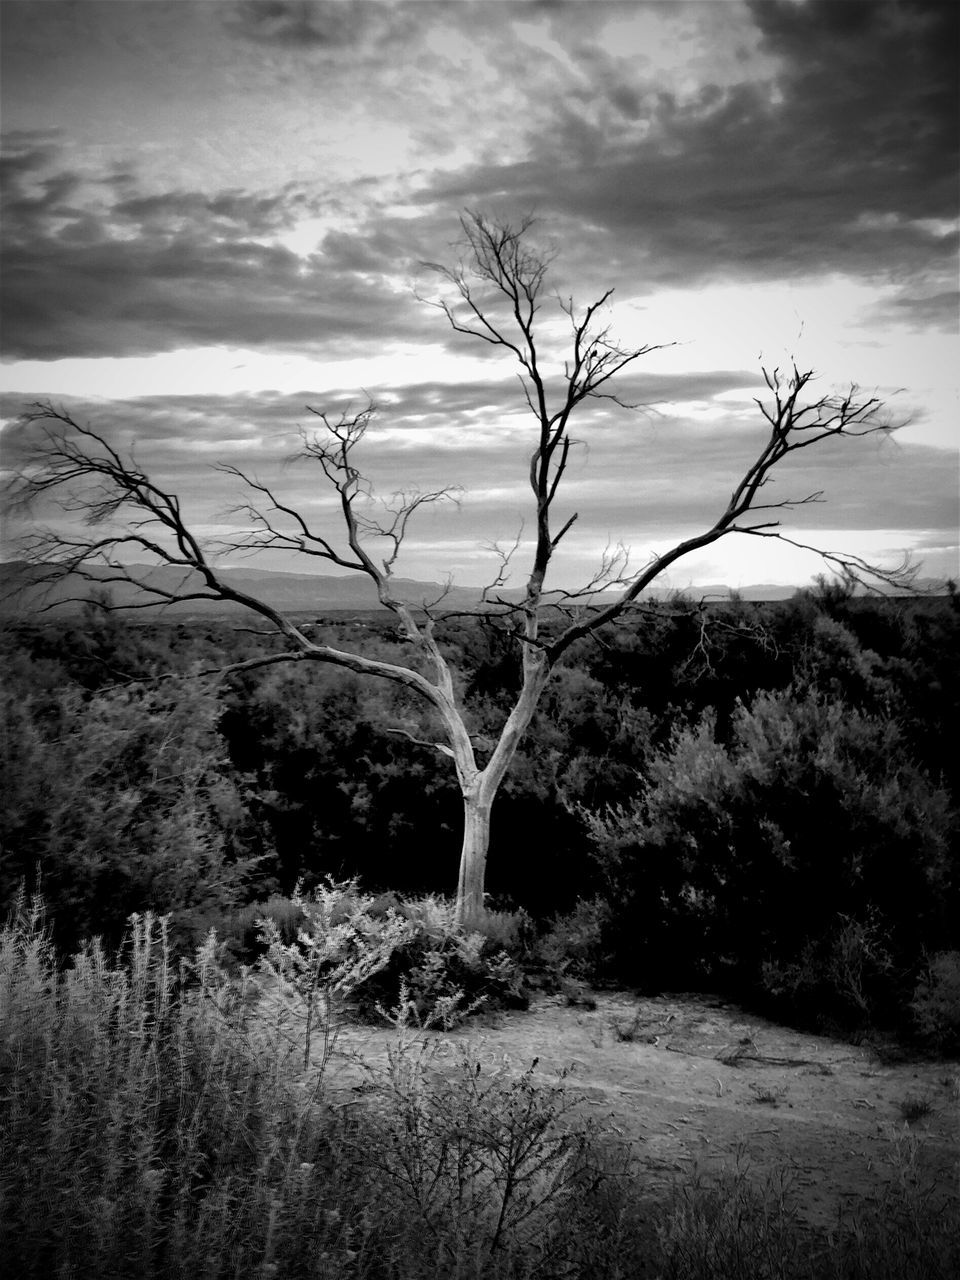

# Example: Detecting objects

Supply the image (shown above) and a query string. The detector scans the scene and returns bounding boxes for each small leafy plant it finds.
[750,1083,787,1107]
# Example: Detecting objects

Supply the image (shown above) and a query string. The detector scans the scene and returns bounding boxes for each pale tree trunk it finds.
[453,655,551,925]
[456,787,492,927]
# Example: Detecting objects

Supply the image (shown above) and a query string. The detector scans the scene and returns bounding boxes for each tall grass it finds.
[1,889,957,1279]
[0,890,352,1277]
[0,890,618,1277]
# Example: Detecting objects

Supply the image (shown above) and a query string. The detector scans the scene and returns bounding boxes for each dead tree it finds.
[7,212,911,922]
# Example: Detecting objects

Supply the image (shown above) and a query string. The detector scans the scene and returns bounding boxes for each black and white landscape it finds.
[1,5,957,1278]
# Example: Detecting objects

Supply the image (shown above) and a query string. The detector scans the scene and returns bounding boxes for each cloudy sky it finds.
[1,0,957,591]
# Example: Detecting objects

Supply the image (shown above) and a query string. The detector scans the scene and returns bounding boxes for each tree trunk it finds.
[452,656,551,925]
[456,788,492,926]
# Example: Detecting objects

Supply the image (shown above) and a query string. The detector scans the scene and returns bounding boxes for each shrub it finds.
[260,882,530,1035]
[2,891,958,1279]
[655,1155,810,1280]
[0,678,263,953]
[256,879,416,1073]
[824,1128,960,1279]
[898,1094,935,1123]
[364,899,530,1027]
[210,891,308,963]
[534,896,612,987]
[585,688,956,1027]
[760,910,895,1030]
[348,1035,597,1271]
[911,951,960,1054]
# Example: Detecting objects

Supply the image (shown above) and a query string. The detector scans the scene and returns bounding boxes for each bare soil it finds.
[328,990,959,1231]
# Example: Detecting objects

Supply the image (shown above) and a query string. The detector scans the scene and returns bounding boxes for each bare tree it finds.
[7,212,911,922]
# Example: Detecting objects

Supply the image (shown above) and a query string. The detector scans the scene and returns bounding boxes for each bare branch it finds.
[358,485,462,578]
[547,364,910,661]
[479,522,525,604]
[733,529,919,594]
[422,211,668,676]
[214,463,366,572]
[385,726,456,759]
[4,401,471,716]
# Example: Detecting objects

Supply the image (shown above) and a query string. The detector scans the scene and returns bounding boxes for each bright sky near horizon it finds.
[1,0,957,590]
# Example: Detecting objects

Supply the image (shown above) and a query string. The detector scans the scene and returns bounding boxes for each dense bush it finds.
[533,896,614,988]
[217,661,465,896]
[584,687,957,1030]
[911,951,960,1055]
[0,671,264,953]
[2,590,958,1041]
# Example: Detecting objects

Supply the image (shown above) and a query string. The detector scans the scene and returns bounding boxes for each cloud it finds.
[4,383,954,566]
[864,287,960,333]
[223,0,407,50]
[417,0,958,305]
[0,141,433,360]
[3,3,954,368]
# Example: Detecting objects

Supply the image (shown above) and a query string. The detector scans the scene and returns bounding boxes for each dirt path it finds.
[327,991,959,1231]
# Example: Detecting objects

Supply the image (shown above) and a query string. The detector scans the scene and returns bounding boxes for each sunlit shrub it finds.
[259,881,530,1033]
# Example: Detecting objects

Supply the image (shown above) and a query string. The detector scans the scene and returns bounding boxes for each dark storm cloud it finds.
[223,0,417,51]
[109,189,302,238]
[422,0,958,302]
[865,288,960,332]
[227,1,358,46]
[0,141,432,359]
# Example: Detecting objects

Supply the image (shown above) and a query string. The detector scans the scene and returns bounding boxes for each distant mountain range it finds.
[0,561,470,618]
[0,560,941,620]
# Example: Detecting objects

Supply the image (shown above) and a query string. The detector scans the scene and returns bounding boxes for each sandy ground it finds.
[322,990,959,1232]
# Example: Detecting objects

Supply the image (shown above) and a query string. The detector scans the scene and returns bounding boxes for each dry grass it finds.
[1,889,957,1279]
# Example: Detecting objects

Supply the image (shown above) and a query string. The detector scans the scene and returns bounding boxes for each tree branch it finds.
[547,364,911,661]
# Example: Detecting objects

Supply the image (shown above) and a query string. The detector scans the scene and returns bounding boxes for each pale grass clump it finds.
[0,890,374,1277]
[274,881,531,1029]
[397,891,461,938]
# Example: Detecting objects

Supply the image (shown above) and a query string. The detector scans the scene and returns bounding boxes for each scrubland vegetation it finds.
[2,887,958,1279]
[2,584,959,1275]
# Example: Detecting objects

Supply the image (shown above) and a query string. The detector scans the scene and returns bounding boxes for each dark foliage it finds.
[2,589,958,1038]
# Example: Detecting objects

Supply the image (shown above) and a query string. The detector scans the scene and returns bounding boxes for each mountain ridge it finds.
[0,560,942,618]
